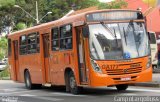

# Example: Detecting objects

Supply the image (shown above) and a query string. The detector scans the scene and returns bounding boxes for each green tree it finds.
[98,0,128,9]
[0,0,15,8]
[0,0,127,33]
[16,22,27,30]
[0,37,7,60]
[0,0,16,33]
[42,0,100,22]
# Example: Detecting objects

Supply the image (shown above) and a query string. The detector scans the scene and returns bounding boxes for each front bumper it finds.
[90,67,152,87]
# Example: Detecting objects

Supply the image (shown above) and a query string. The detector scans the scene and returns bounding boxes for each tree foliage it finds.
[98,0,127,9]
[0,0,16,33]
[16,22,27,30]
[0,0,127,34]
[0,0,15,8]
[0,37,7,60]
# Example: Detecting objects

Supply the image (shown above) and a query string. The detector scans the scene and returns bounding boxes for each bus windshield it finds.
[89,22,150,60]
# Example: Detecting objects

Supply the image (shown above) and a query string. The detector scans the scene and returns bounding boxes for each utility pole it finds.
[36,1,39,24]
[14,1,52,24]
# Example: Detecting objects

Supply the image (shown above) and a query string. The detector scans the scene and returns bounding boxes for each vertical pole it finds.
[36,1,39,24]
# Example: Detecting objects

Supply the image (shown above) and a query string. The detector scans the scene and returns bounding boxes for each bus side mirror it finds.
[82,26,89,38]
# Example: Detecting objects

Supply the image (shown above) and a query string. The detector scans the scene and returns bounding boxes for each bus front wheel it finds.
[69,71,80,94]
[116,84,128,91]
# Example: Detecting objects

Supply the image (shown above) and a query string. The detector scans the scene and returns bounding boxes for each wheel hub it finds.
[26,76,30,87]
[70,77,76,88]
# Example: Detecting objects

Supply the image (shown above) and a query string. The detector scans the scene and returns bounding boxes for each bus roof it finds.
[8,9,140,37]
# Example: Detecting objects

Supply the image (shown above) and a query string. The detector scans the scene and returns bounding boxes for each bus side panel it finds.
[50,51,69,85]
[18,54,43,84]
[40,33,46,84]
[57,27,80,86]
[49,27,79,86]
[8,56,16,81]
[27,54,42,84]
[8,41,15,81]
[50,51,62,85]
[72,27,81,85]
[50,51,77,85]
[9,39,19,81]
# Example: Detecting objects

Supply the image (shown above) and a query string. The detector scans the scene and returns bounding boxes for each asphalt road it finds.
[0,80,160,102]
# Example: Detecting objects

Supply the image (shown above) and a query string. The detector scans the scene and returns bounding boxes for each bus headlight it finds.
[91,59,102,73]
[146,57,151,69]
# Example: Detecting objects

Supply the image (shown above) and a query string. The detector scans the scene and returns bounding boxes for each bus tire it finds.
[24,70,42,89]
[116,84,128,91]
[69,71,80,94]
[24,70,34,89]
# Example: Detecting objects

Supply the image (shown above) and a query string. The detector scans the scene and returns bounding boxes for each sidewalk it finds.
[134,73,160,87]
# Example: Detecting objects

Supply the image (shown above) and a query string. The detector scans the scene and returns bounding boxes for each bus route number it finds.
[102,64,118,70]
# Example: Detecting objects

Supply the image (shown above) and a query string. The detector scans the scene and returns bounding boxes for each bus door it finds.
[13,40,19,81]
[76,27,88,84]
[42,34,51,82]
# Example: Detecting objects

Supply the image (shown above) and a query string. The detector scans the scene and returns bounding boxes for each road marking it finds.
[0,80,15,84]
[25,96,63,101]
[0,93,11,95]
[4,90,40,95]
[128,88,160,93]
[51,92,87,97]
[109,87,160,93]
[20,94,36,97]
[3,88,24,92]
[118,93,137,96]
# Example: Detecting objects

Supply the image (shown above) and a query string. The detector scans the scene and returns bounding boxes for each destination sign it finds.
[86,11,143,22]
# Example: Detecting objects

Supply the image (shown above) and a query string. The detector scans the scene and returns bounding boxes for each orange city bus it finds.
[8,9,152,94]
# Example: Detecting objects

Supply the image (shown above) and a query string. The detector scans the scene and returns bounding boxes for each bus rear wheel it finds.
[24,70,42,89]
[116,84,128,91]
[24,70,33,89]
[69,71,80,94]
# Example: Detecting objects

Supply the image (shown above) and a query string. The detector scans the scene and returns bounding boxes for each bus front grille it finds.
[106,67,142,75]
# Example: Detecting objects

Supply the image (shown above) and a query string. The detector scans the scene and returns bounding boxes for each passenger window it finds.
[60,24,72,50]
[27,32,39,54]
[19,35,27,55]
[51,27,59,51]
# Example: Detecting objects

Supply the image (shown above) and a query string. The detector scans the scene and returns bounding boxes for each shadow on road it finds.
[40,86,138,96]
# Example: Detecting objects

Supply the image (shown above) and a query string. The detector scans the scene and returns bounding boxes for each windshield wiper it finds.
[100,22,118,46]
[123,27,127,45]
[113,28,118,46]
[100,22,115,39]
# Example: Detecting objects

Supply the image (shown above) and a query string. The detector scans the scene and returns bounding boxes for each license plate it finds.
[121,76,131,81]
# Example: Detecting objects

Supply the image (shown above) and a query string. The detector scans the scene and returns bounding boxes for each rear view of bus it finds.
[82,10,152,91]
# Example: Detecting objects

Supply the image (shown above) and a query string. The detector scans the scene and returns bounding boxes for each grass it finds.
[0,66,10,80]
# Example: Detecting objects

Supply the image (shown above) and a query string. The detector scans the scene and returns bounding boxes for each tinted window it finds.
[51,27,59,51]
[20,35,27,55]
[60,24,72,50]
[27,32,40,54]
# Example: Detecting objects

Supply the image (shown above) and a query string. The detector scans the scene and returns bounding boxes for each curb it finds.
[0,77,10,80]
[132,82,160,87]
